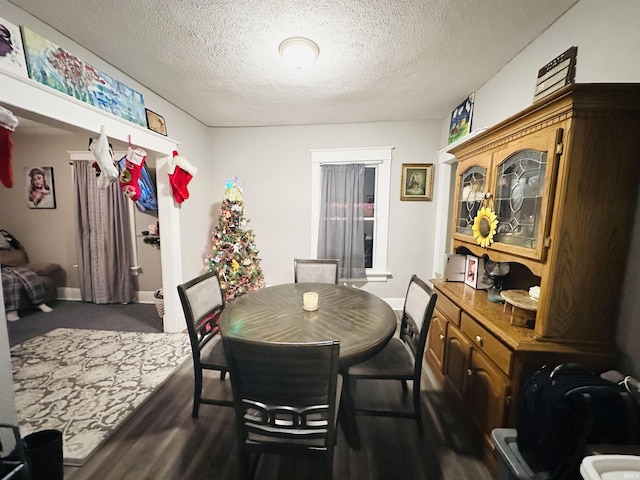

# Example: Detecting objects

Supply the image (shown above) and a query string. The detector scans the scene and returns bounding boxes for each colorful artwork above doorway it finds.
[21,26,146,127]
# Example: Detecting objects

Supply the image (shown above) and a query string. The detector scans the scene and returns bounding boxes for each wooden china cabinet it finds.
[426,84,640,470]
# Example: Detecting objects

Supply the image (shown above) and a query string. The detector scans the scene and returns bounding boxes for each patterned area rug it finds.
[11,328,191,466]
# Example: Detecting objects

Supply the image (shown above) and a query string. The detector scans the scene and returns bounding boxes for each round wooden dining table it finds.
[218,282,398,449]
[218,282,397,368]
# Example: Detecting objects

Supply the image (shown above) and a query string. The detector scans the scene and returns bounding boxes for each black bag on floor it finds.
[516,362,639,479]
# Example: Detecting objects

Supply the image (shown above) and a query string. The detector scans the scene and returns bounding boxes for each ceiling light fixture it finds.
[278,37,320,71]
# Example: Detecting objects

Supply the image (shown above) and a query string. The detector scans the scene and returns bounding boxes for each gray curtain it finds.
[73,160,135,304]
[318,163,366,280]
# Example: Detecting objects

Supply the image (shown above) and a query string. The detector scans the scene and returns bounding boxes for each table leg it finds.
[338,372,361,450]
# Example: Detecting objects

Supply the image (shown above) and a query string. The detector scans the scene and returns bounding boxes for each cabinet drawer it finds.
[461,313,512,375]
[435,290,461,326]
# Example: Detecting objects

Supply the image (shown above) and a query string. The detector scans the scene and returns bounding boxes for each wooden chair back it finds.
[178,270,224,351]
[223,336,341,479]
[294,258,340,284]
[400,274,438,377]
[177,270,232,415]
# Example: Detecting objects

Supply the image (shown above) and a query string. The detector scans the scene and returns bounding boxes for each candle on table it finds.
[303,291,318,311]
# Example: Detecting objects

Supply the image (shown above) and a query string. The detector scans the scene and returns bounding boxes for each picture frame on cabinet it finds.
[448,93,474,144]
[400,163,434,201]
[444,253,466,282]
[464,255,492,289]
[533,46,577,103]
[464,255,478,288]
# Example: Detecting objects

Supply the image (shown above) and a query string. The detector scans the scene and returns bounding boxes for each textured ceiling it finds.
[10,0,578,127]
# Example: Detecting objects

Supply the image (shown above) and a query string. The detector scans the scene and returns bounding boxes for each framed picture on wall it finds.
[145,109,167,136]
[0,16,29,78]
[400,163,434,201]
[25,166,56,209]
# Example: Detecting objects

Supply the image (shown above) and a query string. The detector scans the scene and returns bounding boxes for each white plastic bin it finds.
[491,428,542,480]
[580,455,640,480]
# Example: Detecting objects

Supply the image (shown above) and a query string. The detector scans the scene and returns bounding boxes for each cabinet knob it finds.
[439,334,445,341]
[475,335,483,346]
[467,368,473,376]
[484,192,492,199]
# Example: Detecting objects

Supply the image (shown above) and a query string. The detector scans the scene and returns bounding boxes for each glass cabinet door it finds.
[493,149,546,250]
[456,165,488,237]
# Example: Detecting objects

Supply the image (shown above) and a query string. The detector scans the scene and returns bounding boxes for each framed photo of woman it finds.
[25,166,56,209]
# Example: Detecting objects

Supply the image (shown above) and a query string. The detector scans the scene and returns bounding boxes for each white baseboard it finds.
[56,287,157,304]
[384,297,405,311]
[57,287,81,301]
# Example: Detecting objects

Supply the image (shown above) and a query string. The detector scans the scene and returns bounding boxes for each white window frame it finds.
[310,146,393,282]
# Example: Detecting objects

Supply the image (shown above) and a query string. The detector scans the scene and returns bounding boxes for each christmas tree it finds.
[206,177,265,303]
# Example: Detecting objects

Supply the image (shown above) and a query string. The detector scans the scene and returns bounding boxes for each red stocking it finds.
[168,150,197,203]
[0,126,13,188]
[0,107,18,188]
[119,146,147,201]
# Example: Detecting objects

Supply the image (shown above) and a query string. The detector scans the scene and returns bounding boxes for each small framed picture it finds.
[145,108,167,136]
[448,93,474,144]
[25,166,56,209]
[465,255,479,288]
[400,163,434,201]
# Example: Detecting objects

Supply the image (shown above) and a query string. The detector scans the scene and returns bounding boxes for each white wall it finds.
[470,0,640,132]
[206,120,442,299]
[0,0,210,423]
[443,0,640,375]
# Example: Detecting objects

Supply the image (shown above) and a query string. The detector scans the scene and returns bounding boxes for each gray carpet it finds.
[7,300,163,346]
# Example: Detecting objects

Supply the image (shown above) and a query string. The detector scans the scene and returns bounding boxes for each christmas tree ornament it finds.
[119,145,147,200]
[0,106,18,188]
[89,128,119,189]
[224,177,243,202]
[168,150,197,203]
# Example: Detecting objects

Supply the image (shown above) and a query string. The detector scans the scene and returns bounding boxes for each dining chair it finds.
[177,270,233,417]
[294,258,340,284]
[223,336,341,480]
[346,274,437,434]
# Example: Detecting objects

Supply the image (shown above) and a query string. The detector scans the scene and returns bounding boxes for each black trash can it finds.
[23,429,63,480]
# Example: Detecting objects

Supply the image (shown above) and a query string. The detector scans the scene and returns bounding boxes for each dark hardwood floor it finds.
[63,357,493,480]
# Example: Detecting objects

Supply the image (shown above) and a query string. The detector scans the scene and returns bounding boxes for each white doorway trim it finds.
[1,71,184,332]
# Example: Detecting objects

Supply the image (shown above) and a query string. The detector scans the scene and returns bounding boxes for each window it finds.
[363,167,375,268]
[311,147,393,281]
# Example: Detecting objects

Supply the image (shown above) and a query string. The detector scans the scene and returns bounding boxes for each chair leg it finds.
[192,367,203,418]
[238,446,251,480]
[339,375,361,449]
[412,380,424,435]
[324,451,334,480]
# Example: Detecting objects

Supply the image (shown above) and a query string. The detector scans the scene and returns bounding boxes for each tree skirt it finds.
[11,328,190,466]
